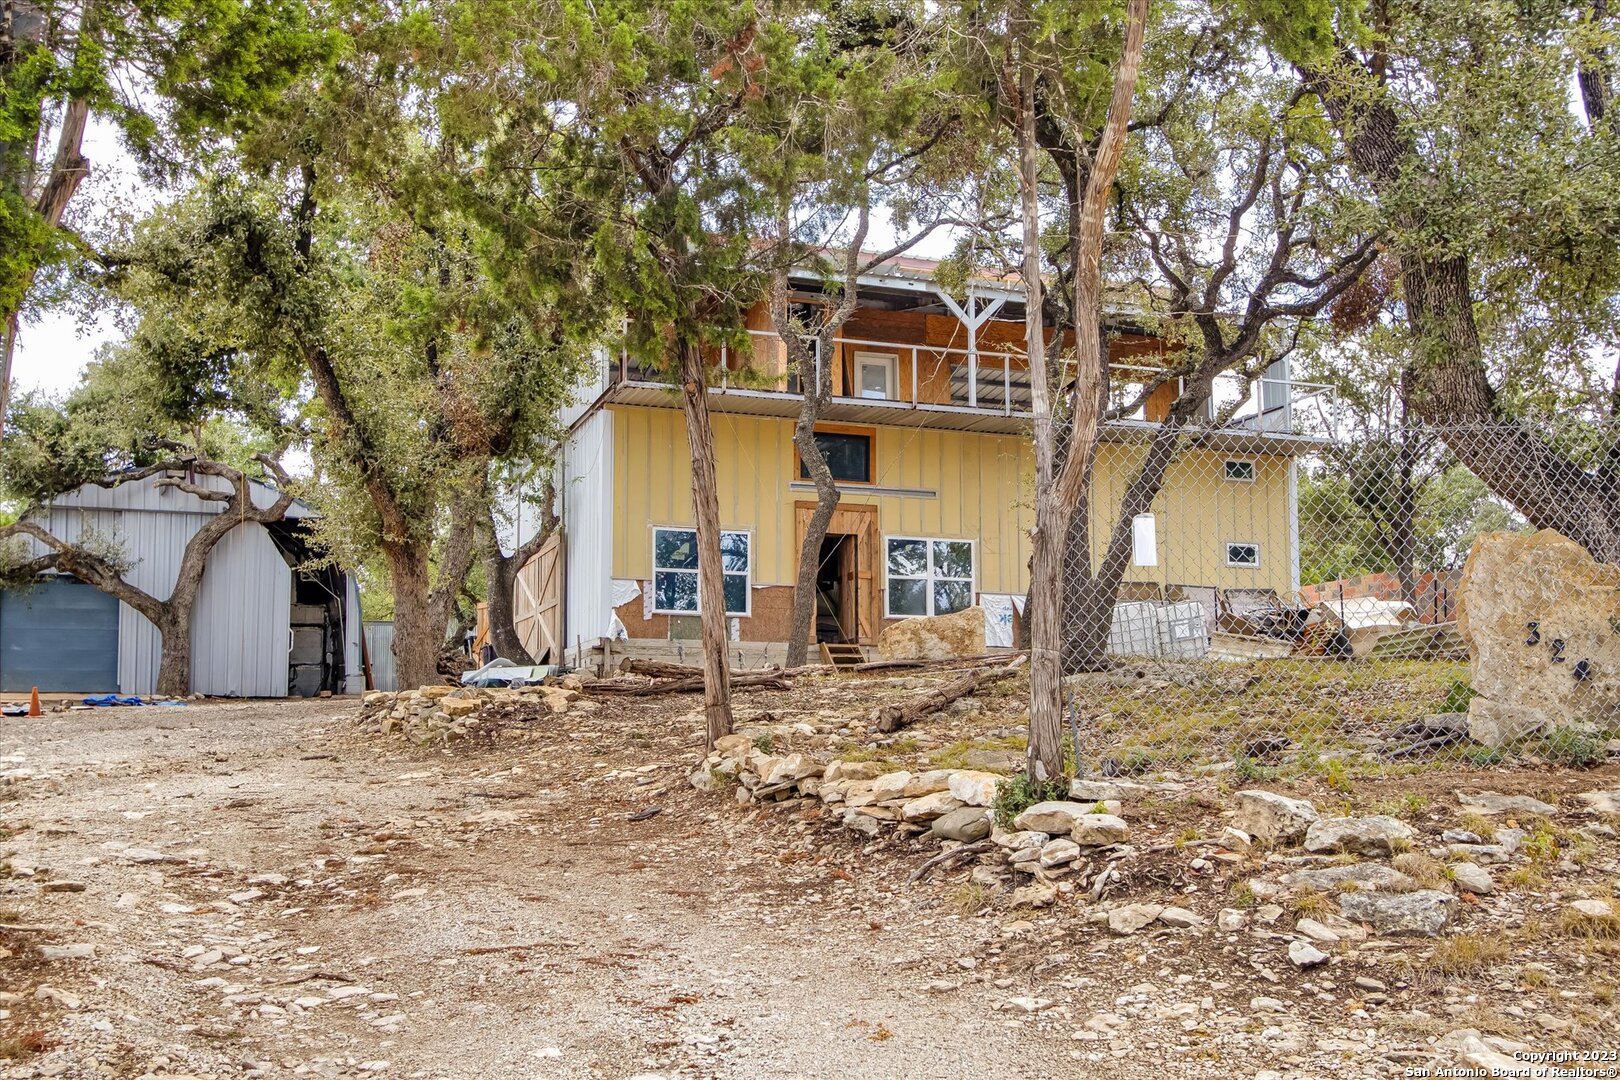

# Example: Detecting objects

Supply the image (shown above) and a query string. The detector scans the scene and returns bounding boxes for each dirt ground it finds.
[1,688,1618,1080]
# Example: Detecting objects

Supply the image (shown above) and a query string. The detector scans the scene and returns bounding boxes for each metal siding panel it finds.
[364,622,397,691]
[192,523,290,697]
[342,576,365,693]
[0,580,119,692]
[563,410,615,647]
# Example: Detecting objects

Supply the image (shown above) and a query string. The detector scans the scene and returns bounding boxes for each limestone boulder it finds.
[763,753,822,786]
[1279,863,1417,894]
[932,807,992,842]
[1575,788,1620,814]
[1336,889,1454,936]
[947,770,1003,807]
[1457,791,1557,816]
[1013,801,1125,840]
[900,790,964,822]
[1303,815,1415,857]
[1457,529,1620,746]
[1233,790,1319,847]
[1069,813,1130,846]
[1451,863,1494,895]
[877,606,986,661]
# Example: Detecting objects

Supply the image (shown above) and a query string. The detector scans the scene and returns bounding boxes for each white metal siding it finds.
[364,622,397,691]
[563,409,615,649]
[14,472,358,697]
[342,576,365,693]
[191,523,291,697]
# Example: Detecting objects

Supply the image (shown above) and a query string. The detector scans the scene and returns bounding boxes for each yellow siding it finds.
[1085,444,1294,596]
[611,405,1294,600]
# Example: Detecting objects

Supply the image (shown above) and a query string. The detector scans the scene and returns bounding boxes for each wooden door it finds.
[515,534,563,663]
[795,502,879,644]
[837,536,859,642]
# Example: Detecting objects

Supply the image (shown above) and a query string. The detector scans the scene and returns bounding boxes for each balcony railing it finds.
[611,329,1335,437]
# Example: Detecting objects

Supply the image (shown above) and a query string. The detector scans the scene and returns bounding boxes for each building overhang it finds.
[596,380,1330,453]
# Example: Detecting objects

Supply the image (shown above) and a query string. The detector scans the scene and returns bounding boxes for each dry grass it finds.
[949,882,992,916]
[1292,889,1330,916]
[1415,932,1511,978]
[1506,866,1550,889]
[1393,852,1451,891]
[1455,811,1497,839]
[1556,906,1620,941]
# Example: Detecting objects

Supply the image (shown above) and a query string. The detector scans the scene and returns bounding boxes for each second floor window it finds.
[799,430,873,484]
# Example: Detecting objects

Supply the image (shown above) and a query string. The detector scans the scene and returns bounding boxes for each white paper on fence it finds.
[611,578,642,609]
[1011,594,1026,614]
[1131,513,1158,567]
[642,581,655,621]
[980,593,1017,648]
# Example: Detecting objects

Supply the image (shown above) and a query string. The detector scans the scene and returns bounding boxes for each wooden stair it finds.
[820,642,866,673]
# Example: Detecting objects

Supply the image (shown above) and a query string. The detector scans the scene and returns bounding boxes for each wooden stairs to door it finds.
[820,642,866,673]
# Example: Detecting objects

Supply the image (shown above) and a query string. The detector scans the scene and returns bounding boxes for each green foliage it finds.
[1297,462,1522,586]
[1435,680,1476,715]
[990,773,1068,829]
[1,0,338,326]
[1536,728,1606,769]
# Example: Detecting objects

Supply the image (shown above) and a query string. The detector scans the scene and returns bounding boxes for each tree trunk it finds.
[1061,408,1190,672]
[427,478,484,642]
[153,607,192,698]
[1026,496,1070,782]
[1305,64,1620,560]
[787,413,840,665]
[389,544,441,689]
[484,544,536,664]
[675,336,733,747]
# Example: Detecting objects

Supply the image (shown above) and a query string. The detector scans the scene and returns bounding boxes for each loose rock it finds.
[1303,815,1416,857]
[1232,790,1318,846]
[1336,889,1455,936]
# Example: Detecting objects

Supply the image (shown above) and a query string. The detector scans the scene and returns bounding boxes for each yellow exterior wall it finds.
[610,404,1294,604]
[1086,443,1294,596]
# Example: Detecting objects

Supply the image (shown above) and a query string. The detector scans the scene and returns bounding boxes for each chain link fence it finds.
[1054,418,1620,778]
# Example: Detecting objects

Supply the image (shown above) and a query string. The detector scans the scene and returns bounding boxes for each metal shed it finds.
[2,471,364,697]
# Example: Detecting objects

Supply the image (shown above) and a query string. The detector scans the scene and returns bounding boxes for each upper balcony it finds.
[597,326,1336,449]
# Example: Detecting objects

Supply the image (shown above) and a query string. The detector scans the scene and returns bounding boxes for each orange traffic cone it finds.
[28,687,42,717]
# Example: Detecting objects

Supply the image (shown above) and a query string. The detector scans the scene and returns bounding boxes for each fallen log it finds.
[852,651,1026,675]
[907,838,996,884]
[618,658,701,679]
[869,655,1027,733]
[587,670,791,696]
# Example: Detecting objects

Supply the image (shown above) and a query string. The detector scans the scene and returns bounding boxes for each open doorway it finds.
[814,533,858,644]
[795,502,877,646]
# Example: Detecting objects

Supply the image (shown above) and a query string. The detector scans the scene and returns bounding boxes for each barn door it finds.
[514,535,563,664]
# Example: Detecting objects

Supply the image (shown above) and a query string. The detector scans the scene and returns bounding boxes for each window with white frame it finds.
[886,537,974,617]
[652,528,751,615]
[854,351,898,401]
[1225,541,1260,568]
[1223,459,1256,482]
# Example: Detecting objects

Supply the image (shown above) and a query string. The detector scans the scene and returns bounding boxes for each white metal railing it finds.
[615,331,1336,435]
